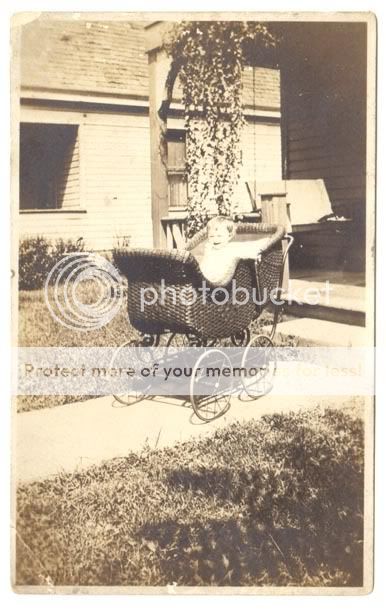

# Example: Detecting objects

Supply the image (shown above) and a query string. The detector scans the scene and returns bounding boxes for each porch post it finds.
[145,22,172,248]
[261,192,292,291]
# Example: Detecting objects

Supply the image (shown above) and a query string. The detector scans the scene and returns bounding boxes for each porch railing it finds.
[161,212,187,249]
[161,211,263,250]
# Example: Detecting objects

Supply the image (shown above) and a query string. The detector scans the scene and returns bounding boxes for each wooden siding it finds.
[82,121,152,250]
[19,105,153,251]
[19,108,281,247]
[58,130,80,209]
[281,23,367,221]
[235,121,282,210]
[19,61,281,250]
[18,210,87,243]
[285,114,366,216]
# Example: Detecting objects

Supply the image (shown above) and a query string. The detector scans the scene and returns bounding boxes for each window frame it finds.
[166,128,188,213]
[19,122,85,214]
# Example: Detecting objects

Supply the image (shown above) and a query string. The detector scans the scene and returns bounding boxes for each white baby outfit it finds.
[199,239,270,285]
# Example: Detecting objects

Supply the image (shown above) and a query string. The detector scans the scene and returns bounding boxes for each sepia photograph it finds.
[11,11,375,594]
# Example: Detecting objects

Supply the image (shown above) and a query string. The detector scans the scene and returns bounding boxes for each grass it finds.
[18,281,134,412]
[18,281,132,348]
[16,406,364,587]
[17,282,288,412]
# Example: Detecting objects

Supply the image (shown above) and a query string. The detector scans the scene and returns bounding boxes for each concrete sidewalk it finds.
[274,318,369,347]
[15,390,361,483]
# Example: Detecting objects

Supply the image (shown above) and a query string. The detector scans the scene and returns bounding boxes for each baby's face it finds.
[208,224,232,248]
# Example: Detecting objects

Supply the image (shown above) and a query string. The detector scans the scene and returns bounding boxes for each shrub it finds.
[18,236,52,291]
[19,236,85,290]
[52,237,85,258]
[111,235,131,273]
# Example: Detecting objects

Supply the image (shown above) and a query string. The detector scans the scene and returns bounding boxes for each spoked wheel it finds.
[241,334,277,399]
[206,337,226,348]
[166,332,201,347]
[135,333,164,364]
[190,348,233,422]
[166,333,204,353]
[231,328,251,347]
[111,339,150,406]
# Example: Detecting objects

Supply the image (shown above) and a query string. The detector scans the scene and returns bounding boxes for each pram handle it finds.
[269,233,294,340]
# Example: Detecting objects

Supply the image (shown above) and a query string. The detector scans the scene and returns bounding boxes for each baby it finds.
[199,216,270,285]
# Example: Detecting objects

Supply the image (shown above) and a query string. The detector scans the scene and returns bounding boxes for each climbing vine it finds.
[164,21,277,236]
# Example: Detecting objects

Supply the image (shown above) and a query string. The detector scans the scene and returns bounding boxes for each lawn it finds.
[18,281,287,412]
[18,281,134,412]
[18,281,132,348]
[16,406,364,587]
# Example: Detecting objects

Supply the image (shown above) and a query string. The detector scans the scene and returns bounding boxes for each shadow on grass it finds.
[138,465,364,587]
[140,516,279,586]
[15,409,365,587]
[139,514,363,586]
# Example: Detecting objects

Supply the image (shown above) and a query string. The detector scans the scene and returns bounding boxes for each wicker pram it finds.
[112,222,293,421]
[114,222,287,341]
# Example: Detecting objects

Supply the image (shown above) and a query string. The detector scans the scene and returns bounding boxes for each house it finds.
[18,18,283,251]
[19,19,153,251]
[278,21,367,273]
[18,18,368,273]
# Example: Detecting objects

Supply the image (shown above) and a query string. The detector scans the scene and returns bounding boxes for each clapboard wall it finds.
[236,120,282,209]
[19,103,153,251]
[58,128,80,210]
[280,22,367,222]
[81,119,152,249]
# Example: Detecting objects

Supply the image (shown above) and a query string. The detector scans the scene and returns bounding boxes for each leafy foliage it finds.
[165,21,276,236]
[19,236,85,290]
[16,406,364,586]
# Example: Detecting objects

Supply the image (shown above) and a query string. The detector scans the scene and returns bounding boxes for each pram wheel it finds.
[138,333,160,347]
[135,333,165,364]
[206,337,225,347]
[241,334,277,398]
[190,348,232,422]
[231,328,251,347]
[167,333,203,349]
[111,339,150,406]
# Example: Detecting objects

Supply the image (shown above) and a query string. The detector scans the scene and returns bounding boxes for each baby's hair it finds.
[207,216,236,238]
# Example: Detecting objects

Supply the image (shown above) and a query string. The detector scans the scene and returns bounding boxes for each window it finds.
[167,130,188,210]
[20,123,80,211]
